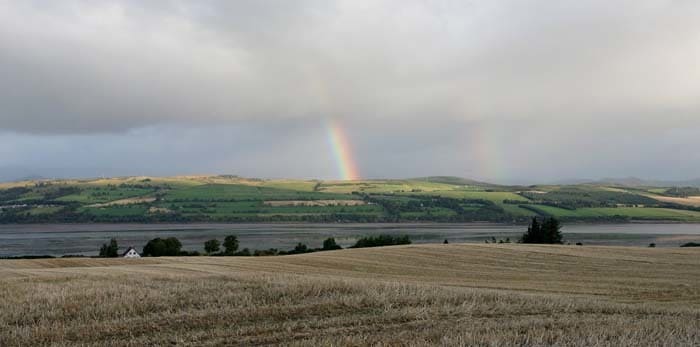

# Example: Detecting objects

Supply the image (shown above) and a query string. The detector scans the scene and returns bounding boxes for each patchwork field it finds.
[526,205,700,221]
[2,244,699,346]
[645,194,700,207]
[2,175,700,223]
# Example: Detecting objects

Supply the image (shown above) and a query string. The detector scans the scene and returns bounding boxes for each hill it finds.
[411,176,493,186]
[593,177,700,188]
[2,244,699,346]
[1,175,700,223]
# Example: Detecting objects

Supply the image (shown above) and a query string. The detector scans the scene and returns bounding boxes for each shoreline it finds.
[0,219,699,230]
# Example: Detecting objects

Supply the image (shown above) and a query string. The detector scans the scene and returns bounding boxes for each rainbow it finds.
[327,120,360,180]
[466,123,505,182]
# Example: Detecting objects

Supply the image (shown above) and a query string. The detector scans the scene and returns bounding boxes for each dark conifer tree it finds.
[521,217,541,244]
[541,217,563,244]
[521,217,563,244]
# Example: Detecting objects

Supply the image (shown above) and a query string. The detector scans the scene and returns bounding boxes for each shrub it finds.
[204,239,220,254]
[99,238,119,258]
[253,249,279,256]
[142,237,182,257]
[293,243,308,253]
[322,238,342,250]
[680,242,700,247]
[351,235,411,248]
[223,235,239,255]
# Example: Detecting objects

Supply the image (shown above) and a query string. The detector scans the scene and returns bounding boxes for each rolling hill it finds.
[1,175,700,223]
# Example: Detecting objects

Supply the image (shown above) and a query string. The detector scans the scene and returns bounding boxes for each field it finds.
[527,205,700,221]
[2,244,699,346]
[2,175,700,223]
[643,194,700,207]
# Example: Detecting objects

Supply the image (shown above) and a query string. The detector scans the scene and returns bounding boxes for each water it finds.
[1,223,699,257]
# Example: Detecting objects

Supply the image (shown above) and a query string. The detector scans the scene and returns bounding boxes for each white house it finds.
[122,247,140,258]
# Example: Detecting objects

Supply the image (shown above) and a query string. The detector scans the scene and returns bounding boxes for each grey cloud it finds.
[2,1,700,182]
[1,0,699,134]
[2,118,699,183]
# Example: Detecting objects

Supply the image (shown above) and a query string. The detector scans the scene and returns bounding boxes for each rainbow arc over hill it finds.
[327,121,360,180]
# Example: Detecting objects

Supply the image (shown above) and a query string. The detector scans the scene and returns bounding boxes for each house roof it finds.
[122,247,138,256]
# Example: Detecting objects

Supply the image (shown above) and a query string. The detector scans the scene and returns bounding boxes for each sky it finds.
[1,0,699,183]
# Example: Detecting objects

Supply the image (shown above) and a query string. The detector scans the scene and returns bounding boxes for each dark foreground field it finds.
[2,244,700,346]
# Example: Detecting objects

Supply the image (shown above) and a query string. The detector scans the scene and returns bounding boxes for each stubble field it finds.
[1,244,699,346]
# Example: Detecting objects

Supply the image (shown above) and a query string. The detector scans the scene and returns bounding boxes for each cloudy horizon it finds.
[2,1,699,184]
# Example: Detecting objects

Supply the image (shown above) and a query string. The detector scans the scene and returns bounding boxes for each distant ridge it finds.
[412,176,493,186]
[540,176,700,188]
[0,166,119,183]
[11,175,47,182]
[592,177,700,188]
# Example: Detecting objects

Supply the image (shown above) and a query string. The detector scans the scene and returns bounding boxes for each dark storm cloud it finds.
[2,118,699,183]
[1,1,699,182]
[1,0,699,133]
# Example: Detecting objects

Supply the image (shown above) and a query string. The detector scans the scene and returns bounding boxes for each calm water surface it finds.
[1,223,699,256]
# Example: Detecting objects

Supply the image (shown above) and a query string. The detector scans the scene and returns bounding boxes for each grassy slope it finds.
[4,175,700,222]
[2,244,700,346]
[531,205,700,221]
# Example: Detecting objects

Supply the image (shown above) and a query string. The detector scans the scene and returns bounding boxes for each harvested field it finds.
[1,244,699,346]
[648,194,700,207]
[88,196,156,208]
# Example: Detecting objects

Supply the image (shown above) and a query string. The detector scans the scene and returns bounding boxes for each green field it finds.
[162,184,349,201]
[406,189,528,202]
[81,206,149,217]
[57,187,155,204]
[1,175,700,223]
[528,205,700,221]
[500,204,539,217]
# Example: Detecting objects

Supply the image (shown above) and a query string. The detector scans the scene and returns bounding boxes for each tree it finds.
[142,237,182,257]
[541,217,563,244]
[99,238,119,257]
[322,237,342,250]
[521,217,541,244]
[293,243,308,253]
[163,237,183,255]
[223,235,239,255]
[204,239,220,254]
[521,217,563,244]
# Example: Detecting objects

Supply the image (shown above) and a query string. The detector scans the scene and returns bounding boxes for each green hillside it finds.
[1,175,699,223]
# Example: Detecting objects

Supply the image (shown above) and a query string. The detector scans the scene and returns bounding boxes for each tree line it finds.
[98,234,413,258]
[98,217,563,259]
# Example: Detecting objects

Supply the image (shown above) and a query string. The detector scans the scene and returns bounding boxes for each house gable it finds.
[123,247,141,258]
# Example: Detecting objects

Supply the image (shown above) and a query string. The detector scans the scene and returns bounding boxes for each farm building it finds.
[122,247,140,258]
